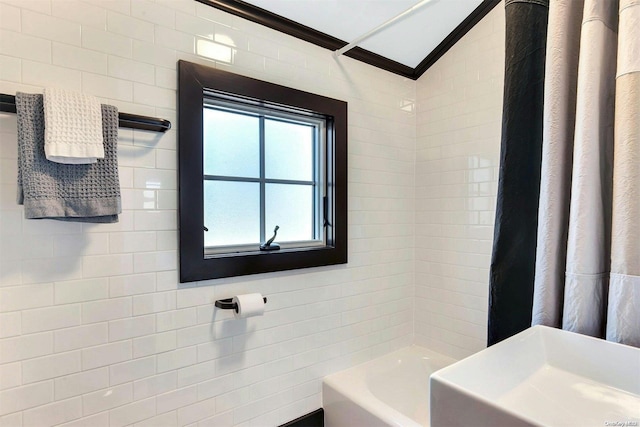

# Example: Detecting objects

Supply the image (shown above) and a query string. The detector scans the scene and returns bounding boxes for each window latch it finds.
[260,225,280,251]
[323,196,332,227]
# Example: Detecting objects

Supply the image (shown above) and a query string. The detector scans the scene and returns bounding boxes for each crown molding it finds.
[196,0,501,80]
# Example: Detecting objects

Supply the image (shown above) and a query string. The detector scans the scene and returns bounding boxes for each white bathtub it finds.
[323,346,457,427]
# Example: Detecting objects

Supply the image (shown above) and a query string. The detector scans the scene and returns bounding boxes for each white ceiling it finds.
[243,0,484,68]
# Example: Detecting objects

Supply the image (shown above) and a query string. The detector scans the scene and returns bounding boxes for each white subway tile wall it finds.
[0,0,421,425]
[415,4,505,360]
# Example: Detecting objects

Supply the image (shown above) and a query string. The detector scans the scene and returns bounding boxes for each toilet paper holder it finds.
[215,296,267,312]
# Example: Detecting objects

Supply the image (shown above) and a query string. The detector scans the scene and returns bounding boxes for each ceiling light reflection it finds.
[400,99,415,112]
[197,39,235,63]
[214,34,236,47]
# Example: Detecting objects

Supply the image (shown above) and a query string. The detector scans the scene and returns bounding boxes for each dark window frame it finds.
[178,60,347,283]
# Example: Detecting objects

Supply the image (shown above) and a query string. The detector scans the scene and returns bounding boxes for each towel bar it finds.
[0,93,172,133]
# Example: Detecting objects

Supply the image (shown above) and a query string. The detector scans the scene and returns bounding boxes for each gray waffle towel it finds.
[16,92,121,223]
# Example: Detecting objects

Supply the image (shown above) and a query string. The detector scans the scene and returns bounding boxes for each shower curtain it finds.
[488,0,549,346]
[531,0,640,347]
[488,0,640,347]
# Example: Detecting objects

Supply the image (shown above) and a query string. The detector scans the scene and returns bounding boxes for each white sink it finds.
[430,325,640,427]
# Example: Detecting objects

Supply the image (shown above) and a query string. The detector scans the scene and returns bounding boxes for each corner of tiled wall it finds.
[0,0,417,425]
[414,1,505,360]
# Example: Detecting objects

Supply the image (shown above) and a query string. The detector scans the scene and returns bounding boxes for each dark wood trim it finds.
[178,60,347,282]
[345,47,415,79]
[413,0,502,77]
[195,0,344,51]
[279,409,324,427]
[195,0,500,80]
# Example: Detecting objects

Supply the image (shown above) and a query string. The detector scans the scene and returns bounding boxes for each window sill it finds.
[181,244,346,282]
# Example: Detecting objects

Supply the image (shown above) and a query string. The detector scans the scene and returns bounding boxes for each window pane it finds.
[265,119,314,181]
[203,108,259,178]
[204,181,260,247]
[265,184,314,242]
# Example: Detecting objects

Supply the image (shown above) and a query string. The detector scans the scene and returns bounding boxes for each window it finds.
[178,60,347,282]
[202,98,325,253]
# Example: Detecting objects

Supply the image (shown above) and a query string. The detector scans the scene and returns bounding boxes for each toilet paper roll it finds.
[232,293,265,319]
